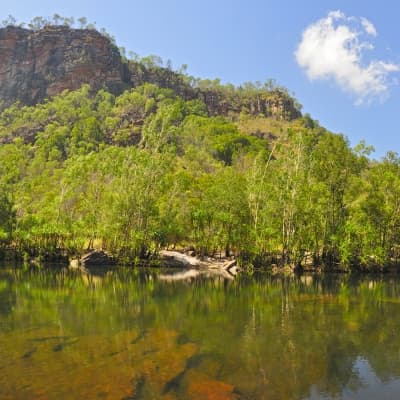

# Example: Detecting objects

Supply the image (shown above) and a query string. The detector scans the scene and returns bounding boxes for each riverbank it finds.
[1,246,400,274]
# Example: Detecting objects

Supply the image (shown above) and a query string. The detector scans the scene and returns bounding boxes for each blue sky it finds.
[2,0,400,158]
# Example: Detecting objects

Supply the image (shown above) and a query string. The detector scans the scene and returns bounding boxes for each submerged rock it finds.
[183,369,238,400]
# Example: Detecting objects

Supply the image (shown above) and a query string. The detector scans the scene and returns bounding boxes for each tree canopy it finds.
[0,40,397,270]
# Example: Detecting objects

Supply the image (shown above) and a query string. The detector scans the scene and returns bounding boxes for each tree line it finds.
[0,83,399,270]
[1,14,96,31]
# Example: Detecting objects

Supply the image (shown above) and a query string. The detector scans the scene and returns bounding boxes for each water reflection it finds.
[0,265,400,399]
[159,267,238,282]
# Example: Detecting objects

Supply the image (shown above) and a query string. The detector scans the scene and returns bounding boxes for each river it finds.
[0,265,400,399]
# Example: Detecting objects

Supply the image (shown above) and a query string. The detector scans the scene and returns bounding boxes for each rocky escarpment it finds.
[129,61,301,120]
[0,25,301,121]
[0,25,130,107]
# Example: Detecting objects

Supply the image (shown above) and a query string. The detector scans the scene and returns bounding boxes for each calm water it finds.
[1,266,400,400]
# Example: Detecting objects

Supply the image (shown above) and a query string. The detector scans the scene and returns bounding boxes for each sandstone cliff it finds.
[0,25,301,121]
[0,25,130,106]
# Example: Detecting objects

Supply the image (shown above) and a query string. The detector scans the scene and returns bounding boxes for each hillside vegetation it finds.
[0,24,399,271]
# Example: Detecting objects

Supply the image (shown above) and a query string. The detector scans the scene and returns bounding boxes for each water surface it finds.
[1,266,400,399]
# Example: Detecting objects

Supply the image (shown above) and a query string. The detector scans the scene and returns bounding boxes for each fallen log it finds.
[159,250,202,268]
[159,250,239,277]
[222,259,237,271]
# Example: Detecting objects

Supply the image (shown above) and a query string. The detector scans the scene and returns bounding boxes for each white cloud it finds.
[360,17,377,37]
[295,10,399,104]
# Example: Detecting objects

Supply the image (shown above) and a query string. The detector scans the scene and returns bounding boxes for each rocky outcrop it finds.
[198,89,301,120]
[80,250,116,267]
[129,61,197,101]
[0,25,130,107]
[0,25,301,121]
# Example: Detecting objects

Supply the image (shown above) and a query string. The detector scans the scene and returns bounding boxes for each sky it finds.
[2,0,400,158]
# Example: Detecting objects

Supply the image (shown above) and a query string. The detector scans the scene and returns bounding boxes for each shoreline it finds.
[1,247,399,275]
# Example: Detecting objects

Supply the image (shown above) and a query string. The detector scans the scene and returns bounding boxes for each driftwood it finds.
[159,250,238,276]
[159,250,202,268]
[222,259,237,271]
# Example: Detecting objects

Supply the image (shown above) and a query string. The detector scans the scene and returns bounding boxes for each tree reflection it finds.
[0,266,400,399]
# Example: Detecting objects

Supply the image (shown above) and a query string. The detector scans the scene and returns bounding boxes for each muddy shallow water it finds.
[1,266,400,399]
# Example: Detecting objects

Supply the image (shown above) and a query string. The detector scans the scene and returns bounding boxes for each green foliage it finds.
[0,187,15,245]
[0,14,119,47]
[0,82,396,269]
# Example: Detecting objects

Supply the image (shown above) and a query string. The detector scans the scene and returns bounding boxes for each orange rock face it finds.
[0,26,301,122]
[0,25,130,106]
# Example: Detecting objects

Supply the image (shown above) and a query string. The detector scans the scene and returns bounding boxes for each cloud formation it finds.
[295,11,399,104]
